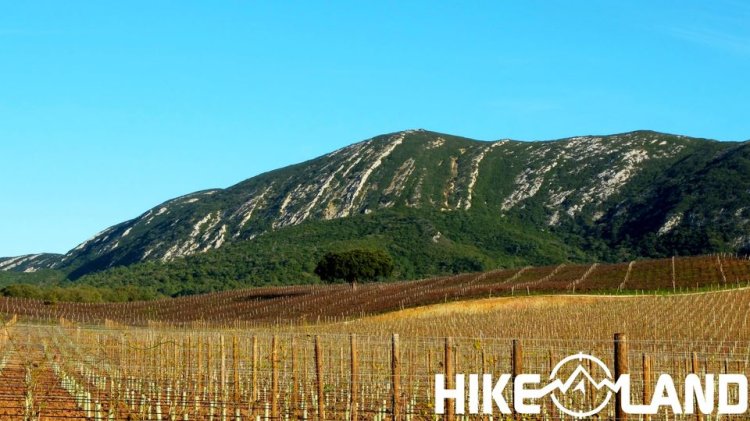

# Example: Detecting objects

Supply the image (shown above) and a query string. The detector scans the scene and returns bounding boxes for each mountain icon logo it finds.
[548,352,614,418]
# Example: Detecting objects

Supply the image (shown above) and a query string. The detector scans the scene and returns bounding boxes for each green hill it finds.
[2,129,750,298]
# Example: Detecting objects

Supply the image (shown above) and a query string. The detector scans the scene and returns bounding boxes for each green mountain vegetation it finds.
[74,208,584,297]
[2,129,749,300]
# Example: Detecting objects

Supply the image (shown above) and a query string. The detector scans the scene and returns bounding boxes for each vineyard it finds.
[0,254,749,419]
[1,254,749,327]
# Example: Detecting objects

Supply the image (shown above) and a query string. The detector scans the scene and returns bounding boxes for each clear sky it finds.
[1,1,749,257]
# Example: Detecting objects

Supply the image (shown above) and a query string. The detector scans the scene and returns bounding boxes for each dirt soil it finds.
[0,345,89,420]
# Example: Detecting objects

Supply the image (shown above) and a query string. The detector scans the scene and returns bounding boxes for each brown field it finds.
[2,254,749,327]
[309,288,750,342]
[1,254,749,419]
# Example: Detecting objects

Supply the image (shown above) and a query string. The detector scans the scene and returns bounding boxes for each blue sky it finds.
[1,1,749,256]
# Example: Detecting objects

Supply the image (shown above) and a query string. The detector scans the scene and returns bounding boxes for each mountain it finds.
[2,129,749,295]
[0,254,63,272]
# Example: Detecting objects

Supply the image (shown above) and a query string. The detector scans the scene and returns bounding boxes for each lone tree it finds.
[314,249,394,290]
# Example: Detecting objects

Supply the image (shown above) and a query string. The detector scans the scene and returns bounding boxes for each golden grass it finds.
[294,288,750,342]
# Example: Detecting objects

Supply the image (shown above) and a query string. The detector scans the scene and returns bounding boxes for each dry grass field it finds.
[305,287,750,342]
[1,255,749,419]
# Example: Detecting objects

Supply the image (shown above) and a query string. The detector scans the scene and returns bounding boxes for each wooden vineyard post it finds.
[427,350,433,393]
[408,348,415,402]
[445,337,455,421]
[614,333,628,421]
[221,336,227,418]
[291,336,299,418]
[392,333,402,421]
[252,336,258,402]
[511,339,522,421]
[207,336,213,405]
[481,347,488,421]
[232,336,240,416]
[186,336,192,386]
[724,357,729,376]
[272,335,280,420]
[586,357,594,408]
[548,349,557,419]
[197,338,203,418]
[340,346,345,382]
[643,354,652,421]
[692,352,703,421]
[315,335,326,420]
[157,335,164,386]
[174,338,179,381]
[350,334,359,421]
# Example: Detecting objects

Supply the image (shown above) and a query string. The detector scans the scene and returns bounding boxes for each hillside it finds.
[2,254,748,325]
[2,129,750,294]
[0,254,63,273]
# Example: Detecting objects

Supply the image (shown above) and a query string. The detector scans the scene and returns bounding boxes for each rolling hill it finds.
[2,254,748,325]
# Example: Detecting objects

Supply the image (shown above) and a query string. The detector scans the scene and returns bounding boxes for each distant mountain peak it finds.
[3,129,749,279]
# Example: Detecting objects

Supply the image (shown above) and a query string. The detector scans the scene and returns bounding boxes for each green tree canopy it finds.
[314,249,394,288]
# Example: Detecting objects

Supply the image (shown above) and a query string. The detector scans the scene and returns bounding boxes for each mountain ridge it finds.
[2,129,749,291]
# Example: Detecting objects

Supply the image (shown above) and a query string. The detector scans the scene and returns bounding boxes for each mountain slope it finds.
[593,141,750,256]
[3,129,749,289]
[0,254,63,272]
[76,207,585,295]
